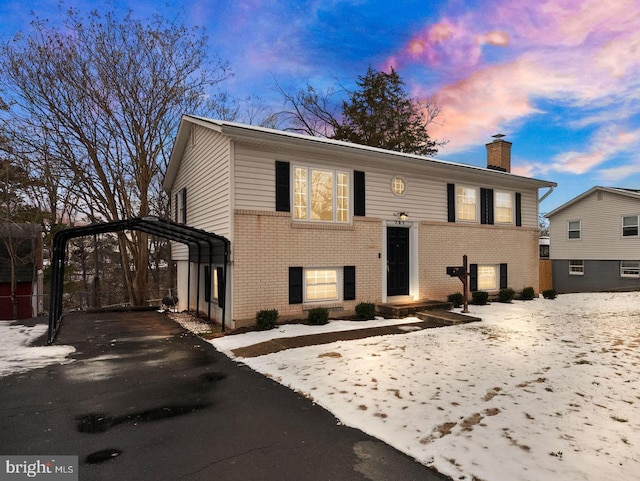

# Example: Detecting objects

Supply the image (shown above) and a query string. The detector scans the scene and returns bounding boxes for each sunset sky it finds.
[2,0,640,212]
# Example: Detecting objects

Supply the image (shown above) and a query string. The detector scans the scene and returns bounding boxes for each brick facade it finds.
[230,210,540,327]
[232,210,382,325]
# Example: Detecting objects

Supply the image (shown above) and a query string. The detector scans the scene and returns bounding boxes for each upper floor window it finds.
[622,215,639,237]
[495,191,513,224]
[294,167,349,223]
[568,220,581,239]
[456,186,477,222]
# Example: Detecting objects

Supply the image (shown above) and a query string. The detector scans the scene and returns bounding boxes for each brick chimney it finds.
[486,134,512,172]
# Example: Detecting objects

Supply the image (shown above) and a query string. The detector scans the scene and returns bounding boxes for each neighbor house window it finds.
[456,186,477,222]
[477,265,498,290]
[294,167,349,223]
[495,191,513,224]
[569,260,584,275]
[568,221,581,239]
[620,261,640,277]
[305,268,339,301]
[622,216,639,237]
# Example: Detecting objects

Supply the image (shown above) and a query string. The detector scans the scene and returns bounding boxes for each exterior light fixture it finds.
[393,212,408,224]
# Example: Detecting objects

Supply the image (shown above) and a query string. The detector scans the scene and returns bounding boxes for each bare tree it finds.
[276,67,446,155]
[1,8,230,305]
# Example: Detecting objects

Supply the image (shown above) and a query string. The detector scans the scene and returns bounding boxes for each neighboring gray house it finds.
[546,186,640,293]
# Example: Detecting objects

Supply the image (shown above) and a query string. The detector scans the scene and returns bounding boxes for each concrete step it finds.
[415,309,481,327]
[375,300,453,318]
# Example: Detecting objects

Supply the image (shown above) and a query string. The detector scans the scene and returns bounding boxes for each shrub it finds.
[355,302,376,320]
[447,292,464,308]
[308,307,329,325]
[471,291,489,305]
[521,287,536,300]
[543,289,557,300]
[255,309,279,330]
[498,288,515,303]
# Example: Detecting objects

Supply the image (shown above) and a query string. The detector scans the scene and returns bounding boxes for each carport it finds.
[48,216,230,344]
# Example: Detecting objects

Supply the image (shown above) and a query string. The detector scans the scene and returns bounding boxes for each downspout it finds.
[207,241,212,324]
[538,186,555,204]
[187,250,191,313]
[222,238,230,332]
[196,244,202,316]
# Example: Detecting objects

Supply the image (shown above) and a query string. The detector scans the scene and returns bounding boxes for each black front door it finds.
[387,227,410,296]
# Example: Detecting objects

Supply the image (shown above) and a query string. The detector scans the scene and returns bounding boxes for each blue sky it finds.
[2,0,640,213]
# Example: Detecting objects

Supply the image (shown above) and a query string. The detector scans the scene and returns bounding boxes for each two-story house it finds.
[546,186,640,293]
[163,116,556,329]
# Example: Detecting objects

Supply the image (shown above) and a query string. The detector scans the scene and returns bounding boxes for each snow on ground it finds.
[0,321,75,377]
[212,292,640,481]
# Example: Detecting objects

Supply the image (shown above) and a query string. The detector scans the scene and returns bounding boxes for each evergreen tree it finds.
[333,67,437,156]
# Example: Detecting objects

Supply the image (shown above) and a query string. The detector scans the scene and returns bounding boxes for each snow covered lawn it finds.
[212,292,640,481]
[0,321,75,377]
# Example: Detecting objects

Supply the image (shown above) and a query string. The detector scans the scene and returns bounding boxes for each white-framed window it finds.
[391,176,406,196]
[213,268,219,300]
[456,186,477,222]
[294,167,349,223]
[620,260,640,277]
[305,268,339,302]
[495,191,513,224]
[568,220,581,240]
[622,215,639,237]
[477,265,498,290]
[569,259,584,275]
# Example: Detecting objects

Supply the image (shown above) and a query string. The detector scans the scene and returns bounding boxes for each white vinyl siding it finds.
[549,190,640,260]
[232,145,541,227]
[171,126,231,260]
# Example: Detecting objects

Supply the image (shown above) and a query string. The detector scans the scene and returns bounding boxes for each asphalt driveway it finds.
[0,310,451,481]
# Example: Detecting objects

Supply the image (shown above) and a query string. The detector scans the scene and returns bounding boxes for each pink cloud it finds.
[551,127,640,175]
[390,0,640,165]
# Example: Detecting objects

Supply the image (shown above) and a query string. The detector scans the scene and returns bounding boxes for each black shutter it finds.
[216,267,225,308]
[204,266,211,302]
[515,193,522,226]
[289,267,303,304]
[181,187,187,224]
[447,183,456,222]
[470,264,478,291]
[275,161,290,212]
[500,263,508,289]
[354,171,365,216]
[344,266,356,300]
[480,188,494,225]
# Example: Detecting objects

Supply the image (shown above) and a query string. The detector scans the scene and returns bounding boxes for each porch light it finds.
[394,212,408,224]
